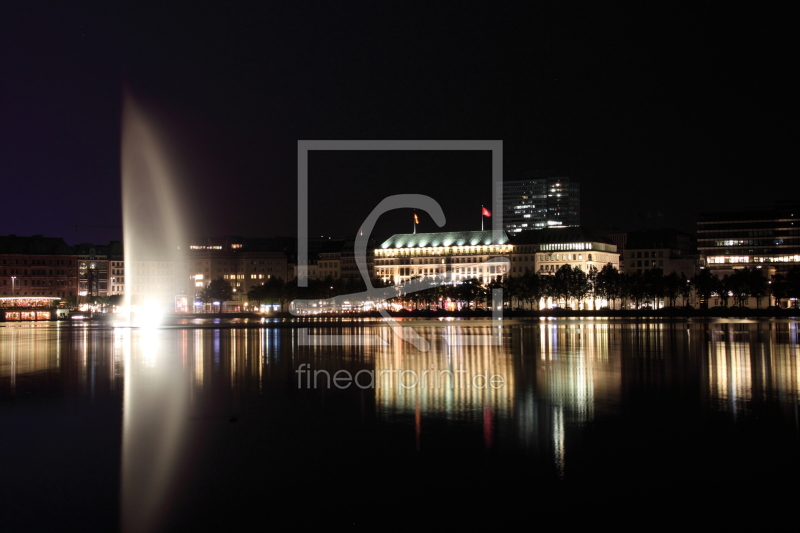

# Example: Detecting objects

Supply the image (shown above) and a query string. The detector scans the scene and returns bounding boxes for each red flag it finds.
[482,207,491,217]
[414,213,419,224]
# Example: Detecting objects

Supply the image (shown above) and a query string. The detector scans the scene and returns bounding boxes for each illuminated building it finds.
[375,227,618,286]
[374,230,512,285]
[108,241,125,296]
[338,238,375,279]
[292,238,376,281]
[186,237,288,308]
[299,239,346,280]
[76,242,111,299]
[510,227,619,276]
[0,235,77,299]
[698,202,800,277]
[503,175,580,233]
[317,241,341,280]
[0,296,63,321]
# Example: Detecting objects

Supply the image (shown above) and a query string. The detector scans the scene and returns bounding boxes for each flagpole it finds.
[413,211,416,235]
[481,205,484,231]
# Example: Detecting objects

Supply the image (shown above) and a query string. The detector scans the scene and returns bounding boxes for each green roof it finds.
[380,230,509,249]
[508,227,614,245]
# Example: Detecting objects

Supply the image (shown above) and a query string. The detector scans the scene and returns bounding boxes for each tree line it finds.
[201,263,800,312]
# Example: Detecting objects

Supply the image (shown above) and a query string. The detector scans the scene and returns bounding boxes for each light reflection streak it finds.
[553,405,565,478]
[193,329,204,391]
[121,326,191,533]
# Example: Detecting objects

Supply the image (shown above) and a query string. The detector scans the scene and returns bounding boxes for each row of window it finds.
[1,291,74,297]
[540,253,593,262]
[3,279,73,286]
[630,260,664,268]
[1,258,75,266]
[628,251,666,258]
[706,255,800,264]
[383,266,505,277]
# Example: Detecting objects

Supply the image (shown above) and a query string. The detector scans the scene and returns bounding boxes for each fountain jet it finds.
[121,93,188,325]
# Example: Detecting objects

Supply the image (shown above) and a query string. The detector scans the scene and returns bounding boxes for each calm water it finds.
[2,318,799,530]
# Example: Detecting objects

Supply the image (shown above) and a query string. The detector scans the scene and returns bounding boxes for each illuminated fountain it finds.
[120,93,192,532]
[121,94,188,326]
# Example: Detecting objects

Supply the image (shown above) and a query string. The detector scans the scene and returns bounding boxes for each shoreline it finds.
[174,308,800,319]
[31,308,799,327]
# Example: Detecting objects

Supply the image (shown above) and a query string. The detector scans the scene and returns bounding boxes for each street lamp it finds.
[11,276,16,297]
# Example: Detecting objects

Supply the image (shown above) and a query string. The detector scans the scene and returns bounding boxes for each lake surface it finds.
[2,318,799,530]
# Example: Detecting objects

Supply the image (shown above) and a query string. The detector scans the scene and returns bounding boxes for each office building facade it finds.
[503,175,580,233]
[698,203,800,278]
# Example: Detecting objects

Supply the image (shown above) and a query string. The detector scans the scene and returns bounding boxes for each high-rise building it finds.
[503,175,580,233]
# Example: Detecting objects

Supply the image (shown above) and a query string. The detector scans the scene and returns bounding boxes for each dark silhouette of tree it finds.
[625,271,645,309]
[725,269,750,307]
[248,276,294,309]
[201,278,234,310]
[522,270,549,310]
[664,272,682,307]
[713,275,730,307]
[642,268,665,308]
[502,275,522,309]
[456,278,483,310]
[691,268,716,309]
[790,267,800,308]
[747,268,768,309]
[587,265,599,310]
[679,273,692,306]
[551,265,572,307]
[552,264,589,309]
[595,263,622,309]
[771,266,800,308]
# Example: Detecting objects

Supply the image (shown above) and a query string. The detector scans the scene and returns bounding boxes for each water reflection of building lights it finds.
[373,326,514,424]
[192,329,204,390]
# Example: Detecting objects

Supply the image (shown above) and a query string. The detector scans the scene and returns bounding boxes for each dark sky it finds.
[1,2,796,246]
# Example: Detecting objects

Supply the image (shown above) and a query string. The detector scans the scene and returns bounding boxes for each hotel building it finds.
[374,227,618,284]
[374,230,512,285]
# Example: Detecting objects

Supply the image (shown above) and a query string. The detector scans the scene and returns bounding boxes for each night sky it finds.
[1,2,796,246]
